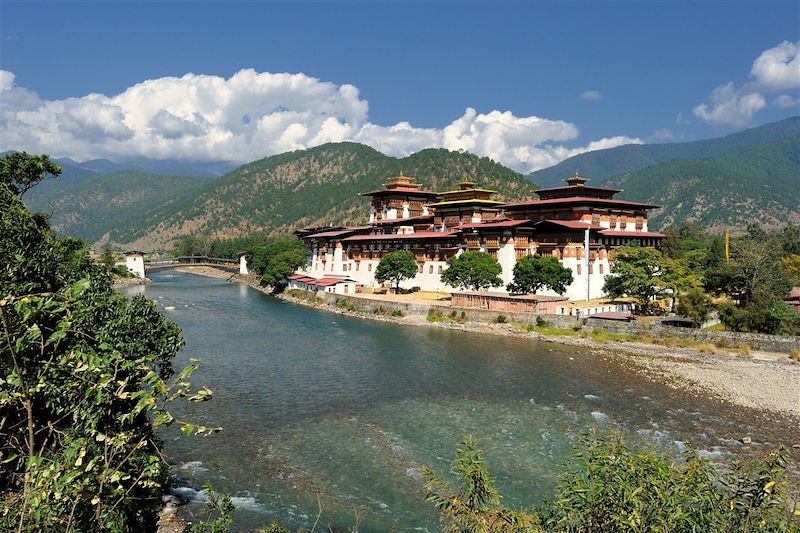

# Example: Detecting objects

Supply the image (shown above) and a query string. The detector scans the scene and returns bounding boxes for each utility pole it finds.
[584,226,590,302]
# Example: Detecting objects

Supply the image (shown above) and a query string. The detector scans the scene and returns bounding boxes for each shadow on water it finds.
[123,272,800,532]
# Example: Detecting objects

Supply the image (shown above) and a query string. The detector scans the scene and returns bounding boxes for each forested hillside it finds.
[528,117,800,187]
[120,143,538,250]
[613,136,800,230]
[24,171,212,243]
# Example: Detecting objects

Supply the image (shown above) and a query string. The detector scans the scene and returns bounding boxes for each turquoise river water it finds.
[122,271,798,532]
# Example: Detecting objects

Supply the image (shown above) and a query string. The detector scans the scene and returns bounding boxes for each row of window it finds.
[575,263,604,275]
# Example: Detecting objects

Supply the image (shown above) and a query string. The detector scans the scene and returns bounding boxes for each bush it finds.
[427,308,446,322]
[535,315,548,327]
[426,435,800,533]
[335,298,358,312]
[390,308,405,317]
[496,314,507,324]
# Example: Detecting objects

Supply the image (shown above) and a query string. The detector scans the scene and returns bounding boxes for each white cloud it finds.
[693,82,767,126]
[579,90,602,101]
[0,68,640,173]
[750,41,800,91]
[773,94,800,109]
[693,41,799,126]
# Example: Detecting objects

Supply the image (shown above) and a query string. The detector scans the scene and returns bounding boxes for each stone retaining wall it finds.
[295,290,799,354]
[313,292,579,327]
[585,318,800,354]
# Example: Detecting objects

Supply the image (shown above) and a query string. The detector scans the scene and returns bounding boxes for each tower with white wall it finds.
[124,250,146,278]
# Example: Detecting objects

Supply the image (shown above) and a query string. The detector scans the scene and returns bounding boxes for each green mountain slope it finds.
[24,171,213,243]
[122,142,538,250]
[613,136,800,230]
[528,117,800,188]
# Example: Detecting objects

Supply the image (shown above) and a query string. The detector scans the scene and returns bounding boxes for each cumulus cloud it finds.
[0,68,640,173]
[579,90,602,101]
[693,41,799,126]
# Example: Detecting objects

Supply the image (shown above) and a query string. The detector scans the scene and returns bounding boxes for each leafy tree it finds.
[603,245,668,310]
[441,251,503,292]
[100,245,117,270]
[780,254,800,286]
[0,182,216,531]
[0,151,61,196]
[375,249,418,293]
[248,238,309,288]
[507,254,573,295]
[174,234,211,257]
[676,287,714,326]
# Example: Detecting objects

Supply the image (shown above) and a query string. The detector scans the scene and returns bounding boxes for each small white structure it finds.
[124,250,146,278]
[287,274,357,295]
[239,254,249,275]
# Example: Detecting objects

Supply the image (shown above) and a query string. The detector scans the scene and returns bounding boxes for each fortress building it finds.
[294,173,664,301]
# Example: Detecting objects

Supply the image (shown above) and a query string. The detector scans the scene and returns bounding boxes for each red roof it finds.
[501,196,660,209]
[315,277,353,287]
[342,231,458,242]
[361,187,438,197]
[600,230,665,238]
[372,215,434,225]
[538,219,601,230]
[306,227,370,238]
[458,219,536,230]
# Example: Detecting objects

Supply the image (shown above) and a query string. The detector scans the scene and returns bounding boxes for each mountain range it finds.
[527,116,800,188]
[15,117,800,250]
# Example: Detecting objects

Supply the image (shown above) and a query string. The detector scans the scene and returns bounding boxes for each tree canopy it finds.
[0,179,214,530]
[603,244,669,309]
[508,255,573,295]
[0,151,61,196]
[441,251,503,292]
[375,250,418,293]
[247,238,309,288]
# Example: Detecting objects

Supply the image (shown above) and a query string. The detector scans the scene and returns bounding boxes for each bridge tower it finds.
[124,250,146,278]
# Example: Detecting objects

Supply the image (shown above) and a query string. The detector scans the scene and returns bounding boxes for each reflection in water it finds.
[123,272,799,532]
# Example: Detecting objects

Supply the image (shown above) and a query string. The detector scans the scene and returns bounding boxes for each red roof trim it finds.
[342,231,458,242]
[538,219,602,230]
[361,187,438,197]
[457,219,536,229]
[600,230,665,238]
[501,196,660,209]
[372,215,434,225]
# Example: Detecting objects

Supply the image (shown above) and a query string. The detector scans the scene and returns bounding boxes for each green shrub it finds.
[535,315,548,327]
[496,314,507,324]
[427,308,446,322]
[335,298,358,312]
[425,434,799,533]
[390,308,405,317]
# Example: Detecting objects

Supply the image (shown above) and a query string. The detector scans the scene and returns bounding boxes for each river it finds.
[122,271,798,532]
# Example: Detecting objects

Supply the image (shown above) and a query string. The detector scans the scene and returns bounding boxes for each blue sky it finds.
[0,1,798,171]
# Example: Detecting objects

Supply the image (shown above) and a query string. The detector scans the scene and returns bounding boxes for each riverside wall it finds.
[295,290,800,354]
[585,318,800,354]
[309,291,581,328]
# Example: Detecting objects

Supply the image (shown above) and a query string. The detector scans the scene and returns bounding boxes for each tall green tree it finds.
[676,287,714,326]
[441,251,503,292]
[0,151,61,196]
[507,254,573,295]
[375,250,418,293]
[0,181,215,531]
[248,238,309,288]
[603,245,668,310]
